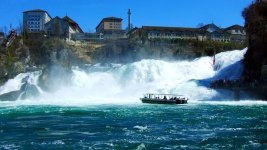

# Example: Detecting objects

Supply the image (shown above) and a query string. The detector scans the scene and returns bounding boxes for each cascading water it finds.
[2,48,267,150]
[0,48,248,106]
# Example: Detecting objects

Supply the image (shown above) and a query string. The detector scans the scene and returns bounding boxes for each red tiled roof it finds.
[62,16,77,24]
[224,24,244,31]
[62,16,84,33]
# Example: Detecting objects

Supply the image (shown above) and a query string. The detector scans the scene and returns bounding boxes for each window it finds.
[110,26,112,28]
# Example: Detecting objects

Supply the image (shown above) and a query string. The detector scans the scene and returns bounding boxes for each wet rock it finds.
[0,78,41,101]
[0,90,21,101]
[19,84,40,100]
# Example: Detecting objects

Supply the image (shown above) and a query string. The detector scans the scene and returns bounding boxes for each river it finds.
[1,48,267,149]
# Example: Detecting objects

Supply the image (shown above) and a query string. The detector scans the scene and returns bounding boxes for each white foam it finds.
[0,48,254,106]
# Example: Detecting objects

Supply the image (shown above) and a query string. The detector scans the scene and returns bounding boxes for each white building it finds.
[23,9,52,32]
[95,17,126,39]
[224,24,246,42]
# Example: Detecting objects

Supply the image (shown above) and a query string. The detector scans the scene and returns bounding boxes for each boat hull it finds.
[140,98,188,104]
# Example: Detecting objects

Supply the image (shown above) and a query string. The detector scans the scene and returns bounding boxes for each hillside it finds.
[66,40,105,64]
[70,38,246,65]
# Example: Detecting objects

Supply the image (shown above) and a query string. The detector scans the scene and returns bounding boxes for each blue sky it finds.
[1,0,252,32]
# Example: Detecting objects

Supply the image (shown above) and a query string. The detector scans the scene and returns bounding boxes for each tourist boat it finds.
[140,93,188,104]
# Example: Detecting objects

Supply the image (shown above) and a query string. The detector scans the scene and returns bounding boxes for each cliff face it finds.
[242,1,267,72]
[35,38,80,92]
[0,38,30,83]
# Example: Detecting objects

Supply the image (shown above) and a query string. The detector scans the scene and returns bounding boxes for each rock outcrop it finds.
[0,76,40,101]
[0,38,30,83]
[242,1,267,72]
[36,38,75,92]
[242,1,267,99]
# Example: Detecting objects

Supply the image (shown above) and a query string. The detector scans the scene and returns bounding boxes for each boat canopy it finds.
[143,93,184,96]
[143,93,185,99]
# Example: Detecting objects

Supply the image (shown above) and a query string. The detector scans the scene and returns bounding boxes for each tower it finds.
[127,9,131,34]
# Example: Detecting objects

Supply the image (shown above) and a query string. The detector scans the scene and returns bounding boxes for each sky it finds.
[0,0,252,33]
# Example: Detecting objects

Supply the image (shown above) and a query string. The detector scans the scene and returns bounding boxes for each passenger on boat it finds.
[163,96,167,100]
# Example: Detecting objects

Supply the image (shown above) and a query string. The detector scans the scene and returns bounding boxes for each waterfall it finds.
[0,48,247,105]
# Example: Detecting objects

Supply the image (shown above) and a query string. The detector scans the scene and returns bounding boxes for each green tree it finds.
[242,1,267,72]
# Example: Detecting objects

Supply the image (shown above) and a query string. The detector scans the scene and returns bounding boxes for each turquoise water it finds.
[1,49,266,149]
[1,103,267,149]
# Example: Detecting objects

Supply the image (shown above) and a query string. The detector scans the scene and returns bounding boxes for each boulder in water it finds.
[0,90,21,101]
[19,83,40,100]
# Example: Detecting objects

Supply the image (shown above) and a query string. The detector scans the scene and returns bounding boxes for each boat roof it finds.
[144,93,184,96]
